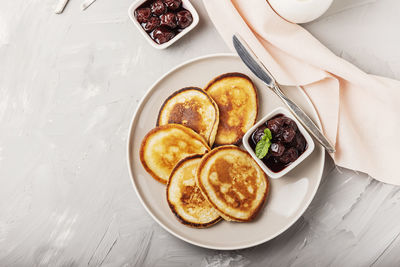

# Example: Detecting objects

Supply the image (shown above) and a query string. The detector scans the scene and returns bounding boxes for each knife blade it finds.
[233,34,335,153]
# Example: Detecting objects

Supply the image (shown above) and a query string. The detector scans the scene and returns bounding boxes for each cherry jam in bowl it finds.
[243,107,315,179]
[128,0,199,49]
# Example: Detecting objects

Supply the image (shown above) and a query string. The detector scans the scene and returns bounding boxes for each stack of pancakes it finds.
[140,73,269,228]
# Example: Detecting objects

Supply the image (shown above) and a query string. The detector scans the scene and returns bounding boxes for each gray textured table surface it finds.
[1,0,400,266]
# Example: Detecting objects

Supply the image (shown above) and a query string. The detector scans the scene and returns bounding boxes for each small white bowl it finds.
[128,0,199,49]
[243,107,315,179]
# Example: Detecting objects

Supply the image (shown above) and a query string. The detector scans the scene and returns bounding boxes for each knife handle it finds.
[272,84,336,153]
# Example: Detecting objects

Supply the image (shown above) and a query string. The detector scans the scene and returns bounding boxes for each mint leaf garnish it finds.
[255,128,272,159]
[264,128,272,140]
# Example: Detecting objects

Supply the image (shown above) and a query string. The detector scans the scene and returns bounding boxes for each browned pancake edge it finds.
[139,124,210,184]
[196,145,269,222]
[204,73,258,146]
[166,154,222,228]
[156,87,219,145]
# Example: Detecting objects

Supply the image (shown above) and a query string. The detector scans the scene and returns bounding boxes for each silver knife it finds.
[233,34,335,153]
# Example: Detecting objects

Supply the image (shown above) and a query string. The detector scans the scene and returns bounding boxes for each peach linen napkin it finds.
[202,0,400,185]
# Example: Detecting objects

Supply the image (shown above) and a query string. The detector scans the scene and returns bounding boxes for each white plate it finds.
[127,54,324,250]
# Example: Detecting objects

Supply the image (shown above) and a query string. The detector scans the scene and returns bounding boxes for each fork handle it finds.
[55,0,70,14]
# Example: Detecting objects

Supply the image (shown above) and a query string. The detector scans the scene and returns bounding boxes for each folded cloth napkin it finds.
[203,0,400,185]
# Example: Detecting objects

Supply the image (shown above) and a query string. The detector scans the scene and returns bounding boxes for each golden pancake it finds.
[204,73,258,146]
[196,146,269,222]
[157,87,219,146]
[167,154,221,228]
[140,124,210,184]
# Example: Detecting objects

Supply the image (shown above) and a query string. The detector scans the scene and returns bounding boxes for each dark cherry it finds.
[267,117,284,135]
[281,127,296,143]
[153,27,175,44]
[164,0,181,10]
[176,10,193,28]
[282,117,297,131]
[270,143,285,157]
[251,124,267,144]
[143,16,160,32]
[160,12,177,28]
[151,0,166,16]
[280,147,298,164]
[292,133,306,152]
[136,7,151,23]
